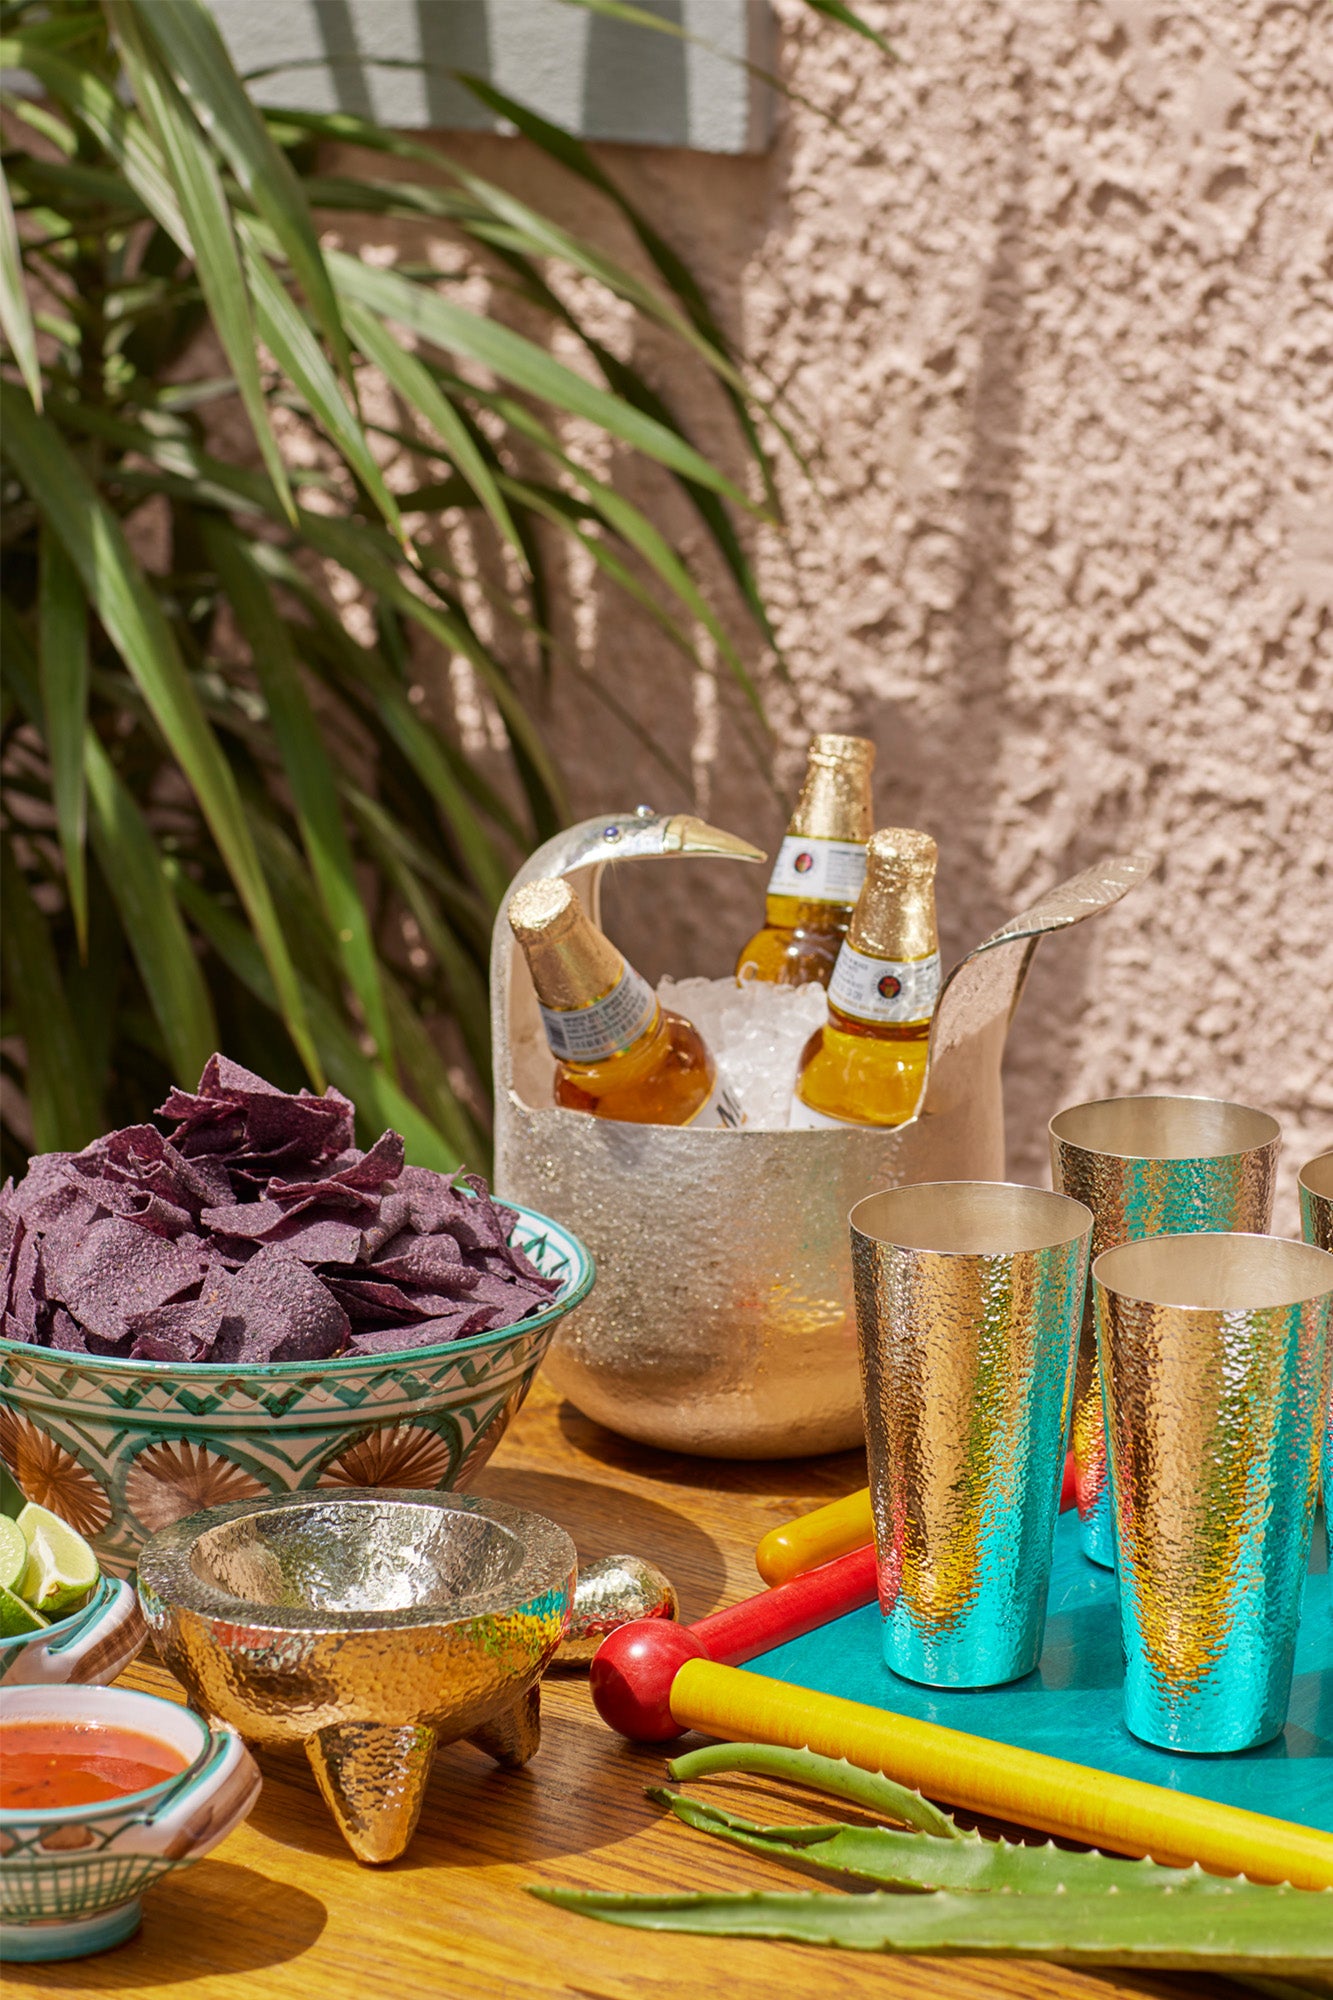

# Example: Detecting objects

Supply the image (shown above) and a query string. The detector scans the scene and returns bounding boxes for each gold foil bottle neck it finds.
[849,827,939,960]
[788,734,875,844]
[508,876,625,1011]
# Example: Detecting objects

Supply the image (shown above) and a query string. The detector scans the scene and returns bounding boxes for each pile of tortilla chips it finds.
[0,1056,559,1364]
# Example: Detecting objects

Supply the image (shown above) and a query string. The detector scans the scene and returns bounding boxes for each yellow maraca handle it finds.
[669,1660,1333,1892]
[756,1488,872,1584]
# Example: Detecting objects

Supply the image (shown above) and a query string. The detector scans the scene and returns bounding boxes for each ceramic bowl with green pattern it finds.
[0,1203,593,1577]
[0,1683,259,1961]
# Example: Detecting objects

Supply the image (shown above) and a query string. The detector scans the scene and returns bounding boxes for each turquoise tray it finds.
[746,1508,1333,1834]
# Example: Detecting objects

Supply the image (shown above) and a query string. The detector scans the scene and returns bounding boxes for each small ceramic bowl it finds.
[0,1578,146,1689]
[0,1683,260,1962]
[0,1202,594,1576]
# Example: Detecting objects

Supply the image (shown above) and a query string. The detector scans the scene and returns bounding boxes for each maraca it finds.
[590,1543,877,1741]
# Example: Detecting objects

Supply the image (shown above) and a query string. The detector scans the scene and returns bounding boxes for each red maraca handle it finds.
[691,1542,878,1663]
[591,1542,878,1742]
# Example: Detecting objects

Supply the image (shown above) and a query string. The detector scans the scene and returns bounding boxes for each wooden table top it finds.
[10,1380,1267,2000]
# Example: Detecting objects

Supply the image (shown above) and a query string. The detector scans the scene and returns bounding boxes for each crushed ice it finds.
[656,976,827,1130]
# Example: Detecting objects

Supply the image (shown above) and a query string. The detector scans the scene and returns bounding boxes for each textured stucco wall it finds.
[414,1,1331,1212]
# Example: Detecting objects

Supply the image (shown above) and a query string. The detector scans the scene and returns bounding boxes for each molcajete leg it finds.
[467,1682,541,1767]
[305,1720,437,1864]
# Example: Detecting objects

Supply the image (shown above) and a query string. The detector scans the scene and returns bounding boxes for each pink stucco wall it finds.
[432,1,1331,1210]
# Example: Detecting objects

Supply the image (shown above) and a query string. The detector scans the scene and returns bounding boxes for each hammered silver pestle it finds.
[554,1553,678,1667]
[137,1489,576,1865]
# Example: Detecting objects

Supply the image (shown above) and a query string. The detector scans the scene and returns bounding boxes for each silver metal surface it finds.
[137,1489,575,1863]
[553,1553,679,1667]
[1050,1094,1280,1566]
[493,815,1152,1457]
[852,1181,1092,1687]
[1093,1232,1333,1753]
[1300,1152,1333,1254]
[1299,1153,1333,1546]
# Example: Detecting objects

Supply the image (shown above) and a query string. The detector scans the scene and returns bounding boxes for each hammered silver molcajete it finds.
[493,809,1152,1457]
[137,1490,575,1864]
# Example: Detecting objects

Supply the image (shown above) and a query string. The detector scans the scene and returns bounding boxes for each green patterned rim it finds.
[0,1689,212,1827]
[0,1198,593,1379]
[0,1576,115,1662]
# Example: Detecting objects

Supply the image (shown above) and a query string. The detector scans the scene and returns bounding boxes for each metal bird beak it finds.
[660,815,766,863]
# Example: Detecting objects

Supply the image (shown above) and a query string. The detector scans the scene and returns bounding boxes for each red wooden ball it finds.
[590,1619,708,1741]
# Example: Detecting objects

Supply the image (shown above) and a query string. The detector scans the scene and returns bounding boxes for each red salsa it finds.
[0,1720,187,1810]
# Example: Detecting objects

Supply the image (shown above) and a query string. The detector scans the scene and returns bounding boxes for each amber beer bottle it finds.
[791,827,940,1129]
[509,877,742,1127]
[735,733,875,988]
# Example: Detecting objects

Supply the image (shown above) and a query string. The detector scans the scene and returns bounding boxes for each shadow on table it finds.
[241,1689,680,1873]
[553,1399,866,1511]
[14,1862,326,1987]
[466,1464,728,1620]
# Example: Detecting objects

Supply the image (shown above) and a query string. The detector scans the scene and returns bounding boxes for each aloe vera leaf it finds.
[652,1789,1269,1899]
[664,1743,959,1840]
[530,1884,1333,1970]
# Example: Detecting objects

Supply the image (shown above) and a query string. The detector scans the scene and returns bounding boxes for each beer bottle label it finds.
[538,966,658,1063]
[788,1093,865,1129]
[766,835,867,905]
[827,944,940,1027]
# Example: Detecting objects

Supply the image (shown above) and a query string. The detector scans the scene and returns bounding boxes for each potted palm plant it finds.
[0,0,884,1173]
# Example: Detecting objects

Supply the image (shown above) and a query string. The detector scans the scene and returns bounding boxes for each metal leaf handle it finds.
[920,853,1156,1120]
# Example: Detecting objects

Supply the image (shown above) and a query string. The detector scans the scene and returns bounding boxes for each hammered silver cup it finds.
[851,1181,1092,1689]
[1094,1232,1333,1754]
[1050,1095,1280,1568]
[1299,1150,1333,1562]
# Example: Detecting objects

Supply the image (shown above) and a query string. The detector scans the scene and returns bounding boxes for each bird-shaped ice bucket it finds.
[492,810,1150,1458]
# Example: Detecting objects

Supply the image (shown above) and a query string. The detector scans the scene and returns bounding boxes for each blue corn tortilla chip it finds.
[4,1220,46,1342]
[323,1275,435,1322]
[267,1129,405,1205]
[41,1215,208,1343]
[2,1056,558,1361]
[200,1198,367,1268]
[369,1234,474,1289]
[346,1306,499,1353]
[210,1247,350,1364]
[159,1056,354,1167]
[126,1256,231,1362]
[0,1183,15,1270]
[82,1125,232,1215]
[360,1191,412,1257]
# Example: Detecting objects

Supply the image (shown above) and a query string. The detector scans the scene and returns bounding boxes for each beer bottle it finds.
[509,876,742,1127]
[735,733,875,988]
[790,828,939,1128]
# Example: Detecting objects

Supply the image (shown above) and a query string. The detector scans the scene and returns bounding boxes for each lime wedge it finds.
[0,1459,24,1519]
[0,1582,49,1637]
[16,1503,99,1619]
[0,1515,27,1594]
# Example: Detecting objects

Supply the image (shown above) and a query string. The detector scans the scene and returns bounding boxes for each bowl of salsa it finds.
[0,1684,259,1962]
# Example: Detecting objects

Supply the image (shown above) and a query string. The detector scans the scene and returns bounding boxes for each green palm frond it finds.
[0,0,885,1168]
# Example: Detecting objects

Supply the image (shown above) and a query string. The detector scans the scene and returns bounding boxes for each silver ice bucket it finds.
[492,811,1150,1459]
